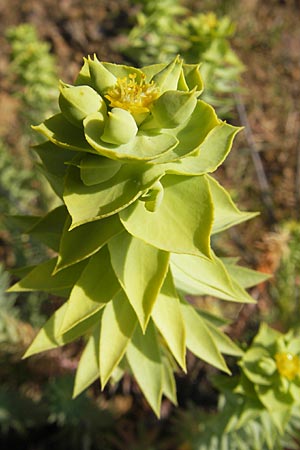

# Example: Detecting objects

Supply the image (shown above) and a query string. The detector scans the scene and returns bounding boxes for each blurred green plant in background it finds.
[174,324,300,450]
[120,1,243,116]
[6,23,58,128]
[270,221,300,329]
[0,22,59,376]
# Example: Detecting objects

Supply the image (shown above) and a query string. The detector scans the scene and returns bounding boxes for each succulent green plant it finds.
[173,324,300,449]
[8,55,262,416]
[237,323,300,434]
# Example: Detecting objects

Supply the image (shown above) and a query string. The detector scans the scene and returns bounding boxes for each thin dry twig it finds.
[295,122,300,221]
[234,90,275,224]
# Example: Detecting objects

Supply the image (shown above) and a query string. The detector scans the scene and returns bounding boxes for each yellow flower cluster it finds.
[105,73,160,114]
[275,352,300,380]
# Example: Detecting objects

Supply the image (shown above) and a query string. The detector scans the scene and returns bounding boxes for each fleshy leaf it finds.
[25,206,68,252]
[108,232,169,331]
[34,140,75,198]
[55,214,123,271]
[140,180,164,212]
[33,140,75,177]
[33,113,96,153]
[23,304,101,357]
[101,108,138,145]
[154,100,220,163]
[256,385,293,434]
[151,56,182,93]
[151,270,186,370]
[182,63,203,93]
[99,291,137,387]
[8,258,86,295]
[73,324,100,397]
[171,252,255,303]
[126,320,163,417]
[59,81,107,127]
[148,90,197,129]
[84,113,178,161]
[6,215,41,234]
[80,154,122,186]
[223,260,271,289]
[120,174,213,258]
[63,165,143,227]
[162,356,178,405]
[37,163,65,199]
[74,56,93,87]
[87,55,117,94]
[102,61,143,81]
[207,175,258,234]
[165,123,241,175]
[201,315,244,357]
[180,298,230,373]
[58,246,120,335]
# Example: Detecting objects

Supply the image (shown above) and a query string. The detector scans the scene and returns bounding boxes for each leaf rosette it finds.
[238,324,300,433]
[8,55,264,416]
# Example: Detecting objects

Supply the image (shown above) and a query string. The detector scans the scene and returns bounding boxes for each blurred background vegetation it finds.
[0,0,300,448]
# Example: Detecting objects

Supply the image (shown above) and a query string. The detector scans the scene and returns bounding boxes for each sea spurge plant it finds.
[8,55,262,416]
[237,324,300,434]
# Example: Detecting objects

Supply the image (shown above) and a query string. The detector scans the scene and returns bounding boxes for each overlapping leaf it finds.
[108,232,169,330]
[120,174,213,257]
[58,246,120,335]
[99,291,137,387]
[126,320,163,416]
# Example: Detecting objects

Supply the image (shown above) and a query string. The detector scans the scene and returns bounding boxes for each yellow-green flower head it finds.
[275,352,300,381]
[105,73,160,115]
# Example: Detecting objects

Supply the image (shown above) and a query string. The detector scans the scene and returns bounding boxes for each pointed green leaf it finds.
[141,62,168,82]
[87,55,117,93]
[56,214,123,271]
[108,232,169,330]
[59,81,106,127]
[37,163,65,199]
[152,56,182,93]
[63,165,142,227]
[99,291,137,387]
[6,215,41,233]
[165,123,241,175]
[33,140,75,177]
[73,324,101,397]
[256,385,293,434]
[154,100,219,163]
[182,63,203,93]
[33,113,96,153]
[171,252,255,303]
[162,356,178,405]
[200,316,244,357]
[26,206,68,251]
[207,175,258,234]
[126,320,163,416]
[84,112,178,161]
[102,61,143,81]
[80,154,122,186]
[222,260,271,289]
[180,299,230,373]
[100,108,138,145]
[75,57,93,87]
[120,174,213,258]
[152,271,186,370]
[149,90,197,129]
[8,258,86,295]
[59,246,120,335]
[23,303,101,357]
